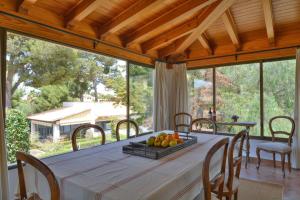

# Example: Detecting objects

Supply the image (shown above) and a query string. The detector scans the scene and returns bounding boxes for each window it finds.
[263,60,296,137]
[187,68,213,119]
[5,32,153,164]
[187,60,296,138]
[129,63,154,134]
[215,63,261,136]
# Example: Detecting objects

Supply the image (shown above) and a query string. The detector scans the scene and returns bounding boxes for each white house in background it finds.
[27,102,127,142]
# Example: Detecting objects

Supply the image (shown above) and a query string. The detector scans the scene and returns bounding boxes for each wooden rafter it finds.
[198,33,213,54]
[158,35,190,58]
[65,0,105,28]
[123,0,217,46]
[98,0,166,38]
[222,10,240,50]
[17,0,38,14]
[261,0,275,45]
[141,1,220,53]
[175,0,236,54]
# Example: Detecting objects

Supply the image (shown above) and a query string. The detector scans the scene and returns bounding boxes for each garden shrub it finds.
[5,109,30,163]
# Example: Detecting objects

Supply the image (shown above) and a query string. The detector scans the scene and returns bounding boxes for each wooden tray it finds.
[122,135,197,159]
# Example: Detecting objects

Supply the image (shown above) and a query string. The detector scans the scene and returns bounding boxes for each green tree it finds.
[76,52,118,102]
[29,85,73,113]
[5,109,30,163]
[6,33,79,108]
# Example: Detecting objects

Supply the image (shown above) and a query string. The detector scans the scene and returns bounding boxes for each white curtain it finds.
[0,28,9,200]
[153,61,189,131]
[169,63,189,129]
[292,48,300,169]
[153,61,169,131]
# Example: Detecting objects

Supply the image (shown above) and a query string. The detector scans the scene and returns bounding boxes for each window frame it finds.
[3,29,154,168]
[187,57,296,140]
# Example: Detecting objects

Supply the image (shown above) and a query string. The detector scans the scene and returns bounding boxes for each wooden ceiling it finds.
[0,0,300,67]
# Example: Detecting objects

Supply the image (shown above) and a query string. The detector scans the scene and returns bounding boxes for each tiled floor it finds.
[240,160,300,200]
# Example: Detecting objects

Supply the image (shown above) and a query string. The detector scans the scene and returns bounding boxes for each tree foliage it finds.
[5,109,30,163]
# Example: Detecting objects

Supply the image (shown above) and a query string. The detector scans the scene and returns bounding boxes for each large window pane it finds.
[263,60,295,137]
[6,32,127,163]
[129,64,154,134]
[216,63,260,136]
[187,68,213,119]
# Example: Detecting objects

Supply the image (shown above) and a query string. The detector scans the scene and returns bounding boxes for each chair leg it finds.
[287,152,292,173]
[234,190,238,200]
[256,148,261,170]
[280,153,286,178]
[272,152,276,168]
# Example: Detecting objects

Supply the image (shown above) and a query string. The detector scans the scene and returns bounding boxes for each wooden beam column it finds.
[198,33,213,55]
[123,0,217,46]
[141,1,220,53]
[17,0,38,14]
[97,0,166,38]
[175,0,236,53]
[261,0,275,45]
[222,10,240,50]
[65,0,105,28]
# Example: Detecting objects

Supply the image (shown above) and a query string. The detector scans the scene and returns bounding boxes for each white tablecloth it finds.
[21,131,225,200]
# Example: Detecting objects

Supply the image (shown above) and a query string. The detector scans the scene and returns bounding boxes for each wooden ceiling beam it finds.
[123,0,217,46]
[175,0,236,54]
[222,10,240,50]
[65,0,104,28]
[141,1,220,53]
[261,0,275,45]
[198,33,213,55]
[17,0,38,14]
[98,0,165,38]
[157,35,190,58]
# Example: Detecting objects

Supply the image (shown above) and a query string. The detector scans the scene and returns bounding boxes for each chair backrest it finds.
[227,130,246,192]
[16,152,60,200]
[269,116,295,146]
[202,137,229,200]
[71,124,105,151]
[116,119,139,141]
[174,112,192,132]
[191,118,216,134]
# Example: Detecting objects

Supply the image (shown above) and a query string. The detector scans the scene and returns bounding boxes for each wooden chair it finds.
[191,118,216,134]
[71,124,105,151]
[202,137,229,200]
[16,152,60,200]
[116,119,139,141]
[256,116,295,177]
[174,112,192,133]
[212,130,247,200]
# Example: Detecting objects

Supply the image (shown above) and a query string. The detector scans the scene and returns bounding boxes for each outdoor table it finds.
[215,122,257,168]
[18,131,226,200]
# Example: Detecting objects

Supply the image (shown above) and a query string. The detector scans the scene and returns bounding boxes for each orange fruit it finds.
[173,132,180,139]
[177,138,184,144]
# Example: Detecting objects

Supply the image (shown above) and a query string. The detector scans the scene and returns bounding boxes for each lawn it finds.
[30,133,127,158]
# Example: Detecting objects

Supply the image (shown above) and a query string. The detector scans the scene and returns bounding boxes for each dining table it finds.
[19,130,226,200]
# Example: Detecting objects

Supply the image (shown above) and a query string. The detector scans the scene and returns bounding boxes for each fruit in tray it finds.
[146,132,184,148]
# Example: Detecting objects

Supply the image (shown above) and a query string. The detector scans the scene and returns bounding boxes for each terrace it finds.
[0,0,300,200]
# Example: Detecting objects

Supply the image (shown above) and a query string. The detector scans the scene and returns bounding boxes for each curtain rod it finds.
[0,11,155,61]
